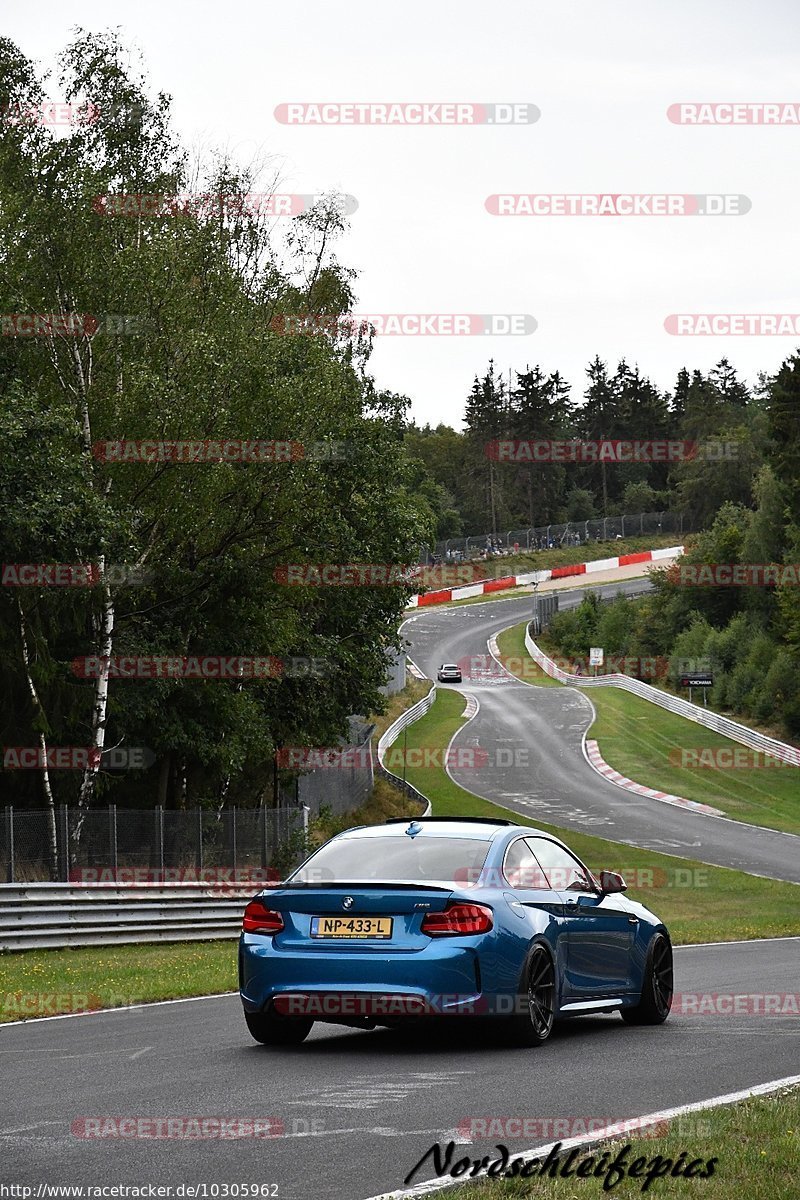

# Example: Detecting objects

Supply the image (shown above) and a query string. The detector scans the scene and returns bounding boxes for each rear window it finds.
[288,835,490,884]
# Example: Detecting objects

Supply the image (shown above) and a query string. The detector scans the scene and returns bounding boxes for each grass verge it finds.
[503,618,800,835]
[439,1085,800,1200]
[0,940,239,1021]
[584,687,800,835]
[494,622,563,687]
[396,687,800,944]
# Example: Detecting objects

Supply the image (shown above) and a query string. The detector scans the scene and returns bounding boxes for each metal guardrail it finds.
[1,682,445,951]
[0,882,256,951]
[525,627,800,766]
[376,681,436,814]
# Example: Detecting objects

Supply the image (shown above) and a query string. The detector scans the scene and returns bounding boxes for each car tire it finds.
[621,932,673,1026]
[244,1009,314,1045]
[505,942,556,1047]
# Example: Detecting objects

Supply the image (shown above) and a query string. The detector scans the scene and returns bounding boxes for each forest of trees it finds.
[0,33,436,819]
[537,354,800,735]
[2,28,799,834]
[406,357,770,539]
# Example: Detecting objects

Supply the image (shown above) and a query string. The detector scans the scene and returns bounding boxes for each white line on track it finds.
[362,1073,800,1200]
[0,990,237,1028]
[674,935,800,948]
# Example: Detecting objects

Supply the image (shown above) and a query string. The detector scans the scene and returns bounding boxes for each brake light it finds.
[420,902,493,936]
[242,899,284,934]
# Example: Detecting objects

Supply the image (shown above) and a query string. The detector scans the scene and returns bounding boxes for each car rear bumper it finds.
[263,990,486,1020]
[239,935,488,1016]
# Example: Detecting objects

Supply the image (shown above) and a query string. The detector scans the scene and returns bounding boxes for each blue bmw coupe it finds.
[239,817,673,1046]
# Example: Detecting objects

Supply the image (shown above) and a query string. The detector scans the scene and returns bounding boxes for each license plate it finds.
[311,916,393,939]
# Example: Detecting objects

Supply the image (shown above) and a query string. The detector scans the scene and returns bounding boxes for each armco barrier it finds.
[524,627,800,767]
[376,681,435,814]
[406,545,683,608]
[0,881,257,951]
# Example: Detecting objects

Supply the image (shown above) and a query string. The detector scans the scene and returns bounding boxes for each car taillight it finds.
[421,902,493,936]
[242,899,284,934]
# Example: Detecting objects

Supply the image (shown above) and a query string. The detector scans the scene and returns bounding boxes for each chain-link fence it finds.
[3,722,378,881]
[277,718,376,818]
[424,510,689,562]
[1,803,309,883]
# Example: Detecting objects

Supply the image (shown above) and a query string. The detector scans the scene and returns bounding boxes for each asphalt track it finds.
[402,580,800,884]
[4,577,799,1200]
[2,940,798,1199]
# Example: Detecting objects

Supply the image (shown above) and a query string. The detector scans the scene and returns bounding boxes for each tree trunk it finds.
[158,752,172,809]
[16,600,58,879]
[74,563,115,858]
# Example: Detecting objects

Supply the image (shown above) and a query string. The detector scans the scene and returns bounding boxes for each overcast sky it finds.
[6,0,799,427]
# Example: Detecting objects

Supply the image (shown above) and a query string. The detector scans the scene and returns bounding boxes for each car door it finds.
[525,837,635,998]
[500,836,571,965]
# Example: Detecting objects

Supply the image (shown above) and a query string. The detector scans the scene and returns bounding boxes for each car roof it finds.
[336,817,558,844]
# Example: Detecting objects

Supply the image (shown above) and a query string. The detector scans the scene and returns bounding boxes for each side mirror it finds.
[599,870,628,895]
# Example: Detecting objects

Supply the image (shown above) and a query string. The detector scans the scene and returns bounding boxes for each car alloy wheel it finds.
[527,944,555,1037]
[651,935,674,1018]
[621,932,673,1025]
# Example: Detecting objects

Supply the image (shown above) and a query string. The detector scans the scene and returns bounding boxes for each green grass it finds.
[439,1085,800,1200]
[584,688,800,835]
[507,619,800,836]
[393,687,800,945]
[0,940,239,1021]
[494,622,563,687]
